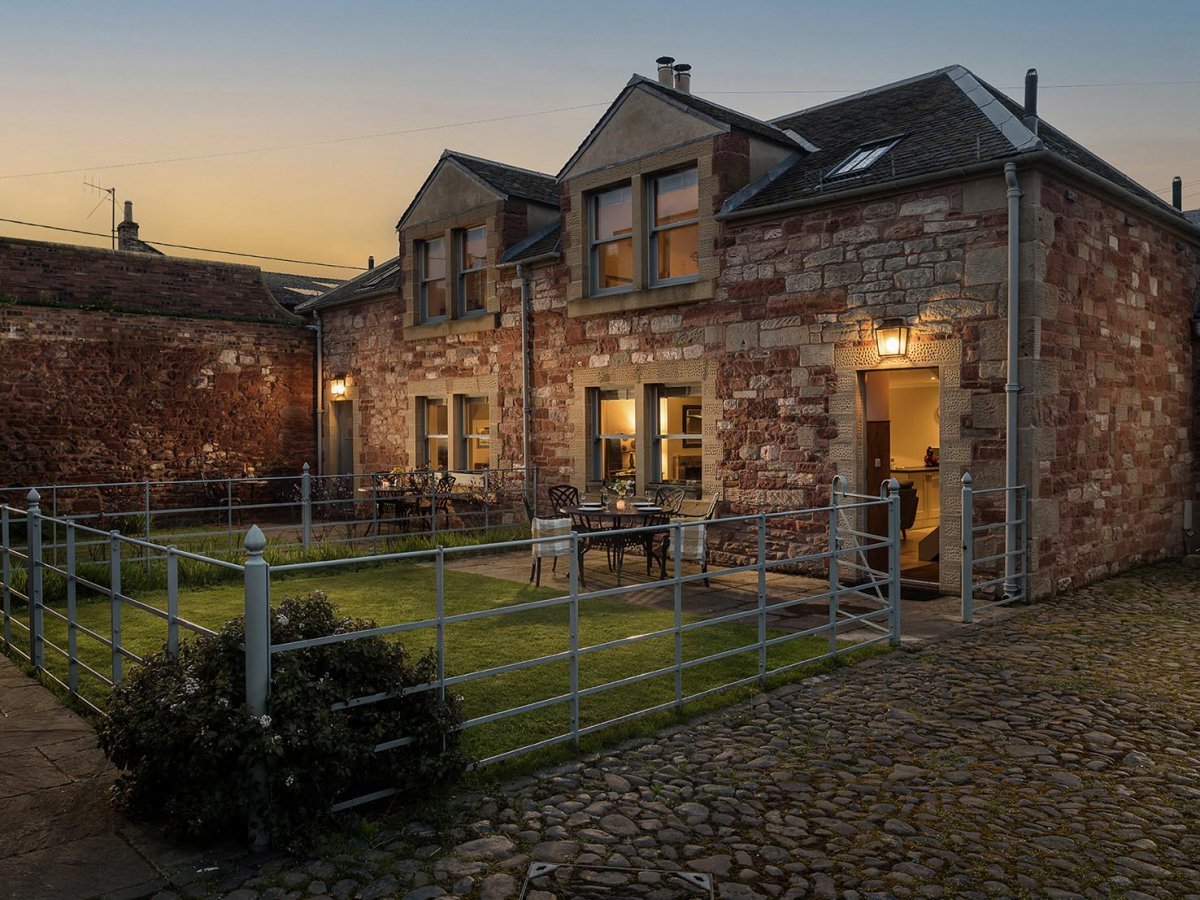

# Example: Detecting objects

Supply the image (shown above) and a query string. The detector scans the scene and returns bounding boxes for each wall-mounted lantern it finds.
[874,319,910,358]
[329,374,347,397]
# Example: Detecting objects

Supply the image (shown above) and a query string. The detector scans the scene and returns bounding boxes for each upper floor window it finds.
[419,238,447,321]
[458,226,487,317]
[649,168,699,285]
[589,185,634,295]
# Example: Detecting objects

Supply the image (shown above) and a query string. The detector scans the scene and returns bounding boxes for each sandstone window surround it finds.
[407,376,500,471]
[572,361,718,497]
[403,211,500,339]
[566,148,717,317]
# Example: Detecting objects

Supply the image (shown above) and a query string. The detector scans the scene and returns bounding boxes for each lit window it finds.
[827,138,901,178]
[459,395,490,470]
[589,387,637,482]
[650,168,699,284]
[589,185,634,294]
[419,238,447,321]
[418,398,448,468]
[653,385,702,484]
[458,226,487,316]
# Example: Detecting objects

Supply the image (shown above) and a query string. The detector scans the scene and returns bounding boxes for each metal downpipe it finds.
[1003,162,1023,598]
[312,312,324,477]
[517,264,534,516]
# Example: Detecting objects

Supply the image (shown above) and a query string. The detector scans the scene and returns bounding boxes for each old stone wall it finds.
[0,304,314,491]
[0,235,295,322]
[1034,176,1200,593]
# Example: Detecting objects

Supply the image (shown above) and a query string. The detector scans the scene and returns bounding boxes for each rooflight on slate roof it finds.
[827,137,902,178]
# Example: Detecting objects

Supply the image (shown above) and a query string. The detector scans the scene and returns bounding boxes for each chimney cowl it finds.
[656,56,675,86]
[673,62,692,93]
[123,200,134,224]
[1023,68,1039,133]
[1172,176,1183,211]
[368,255,375,270]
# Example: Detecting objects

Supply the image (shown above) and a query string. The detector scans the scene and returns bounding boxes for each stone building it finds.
[0,233,318,489]
[300,62,1200,599]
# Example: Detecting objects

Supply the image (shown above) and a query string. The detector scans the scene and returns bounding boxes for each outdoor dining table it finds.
[359,485,423,532]
[567,503,669,585]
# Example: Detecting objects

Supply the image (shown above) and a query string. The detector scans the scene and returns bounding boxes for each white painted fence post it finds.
[109,531,123,684]
[828,484,840,656]
[27,490,43,670]
[243,525,271,851]
[2,504,11,652]
[885,478,901,648]
[961,473,974,624]
[756,513,767,687]
[300,463,312,551]
[567,531,580,746]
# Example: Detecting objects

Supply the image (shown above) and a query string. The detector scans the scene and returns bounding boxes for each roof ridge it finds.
[632,75,797,141]
[769,64,962,122]
[443,150,556,182]
[945,66,1040,153]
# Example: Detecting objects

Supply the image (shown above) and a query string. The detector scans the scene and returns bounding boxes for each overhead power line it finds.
[0,101,611,181]
[1,79,1196,182]
[0,217,365,271]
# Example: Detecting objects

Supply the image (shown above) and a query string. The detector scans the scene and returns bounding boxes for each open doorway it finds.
[863,368,941,587]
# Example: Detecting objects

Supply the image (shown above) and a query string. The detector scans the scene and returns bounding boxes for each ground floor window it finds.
[459,395,490,470]
[418,397,449,468]
[589,387,637,483]
[652,384,702,484]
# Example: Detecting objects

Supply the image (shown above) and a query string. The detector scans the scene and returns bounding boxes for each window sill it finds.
[404,313,498,340]
[569,278,713,318]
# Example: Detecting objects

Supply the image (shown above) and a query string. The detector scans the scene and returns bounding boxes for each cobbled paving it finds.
[210,565,1200,900]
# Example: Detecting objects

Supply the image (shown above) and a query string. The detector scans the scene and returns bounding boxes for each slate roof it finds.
[450,152,560,207]
[294,256,400,313]
[262,271,347,311]
[633,76,802,149]
[726,65,1187,223]
[500,221,561,266]
[1186,210,1200,228]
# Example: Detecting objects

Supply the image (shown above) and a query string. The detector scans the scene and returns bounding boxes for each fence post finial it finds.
[26,488,40,508]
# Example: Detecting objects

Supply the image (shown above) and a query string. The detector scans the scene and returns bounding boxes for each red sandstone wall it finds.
[0,305,315,489]
[1036,177,1200,591]
[0,235,295,322]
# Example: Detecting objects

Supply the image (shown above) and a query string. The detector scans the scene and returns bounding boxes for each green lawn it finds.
[36,562,860,764]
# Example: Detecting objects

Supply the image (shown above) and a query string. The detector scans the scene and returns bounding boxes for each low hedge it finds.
[97,590,465,846]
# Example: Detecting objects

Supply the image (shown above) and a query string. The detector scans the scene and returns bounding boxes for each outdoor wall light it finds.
[330,375,347,397]
[874,319,910,358]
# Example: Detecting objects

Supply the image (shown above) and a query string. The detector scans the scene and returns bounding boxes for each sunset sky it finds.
[3,0,1197,278]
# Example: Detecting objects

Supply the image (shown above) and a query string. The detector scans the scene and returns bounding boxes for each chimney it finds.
[1023,68,1039,133]
[116,201,141,252]
[368,255,375,270]
[1172,176,1183,211]
[656,56,675,86]
[673,62,692,93]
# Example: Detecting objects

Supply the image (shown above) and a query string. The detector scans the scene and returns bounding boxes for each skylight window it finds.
[827,138,901,178]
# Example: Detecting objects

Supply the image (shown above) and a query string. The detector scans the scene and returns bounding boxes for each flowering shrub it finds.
[97,591,465,846]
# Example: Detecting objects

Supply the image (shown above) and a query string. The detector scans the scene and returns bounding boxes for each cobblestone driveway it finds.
[224,565,1200,900]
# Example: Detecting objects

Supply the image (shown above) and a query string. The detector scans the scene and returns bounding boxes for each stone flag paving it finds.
[217,565,1199,899]
[0,655,238,900]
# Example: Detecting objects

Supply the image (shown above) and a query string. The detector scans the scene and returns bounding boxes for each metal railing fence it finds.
[0,465,535,564]
[960,473,1030,622]
[2,477,906,849]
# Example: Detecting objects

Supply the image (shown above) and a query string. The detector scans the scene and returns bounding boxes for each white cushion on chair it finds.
[670,520,706,563]
[532,517,573,558]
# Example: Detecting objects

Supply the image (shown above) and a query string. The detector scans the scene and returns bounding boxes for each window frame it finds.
[458,394,491,470]
[418,237,448,323]
[650,384,702,485]
[647,167,700,288]
[588,183,635,297]
[456,225,488,319]
[588,386,637,483]
[417,396,449,469]
[826,136,903,179]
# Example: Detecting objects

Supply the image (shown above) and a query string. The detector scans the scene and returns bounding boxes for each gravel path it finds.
[209,564,1200,899]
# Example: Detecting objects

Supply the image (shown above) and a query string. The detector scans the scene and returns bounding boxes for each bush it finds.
[97,591,466,846]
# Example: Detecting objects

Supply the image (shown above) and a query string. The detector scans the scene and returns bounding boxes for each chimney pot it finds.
[123,200,134,224]
[673,62,692,93]
[1172,176,1183,211]
[1023,68,1039,133]
[656,56,675,86]
[368,255,375,270]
